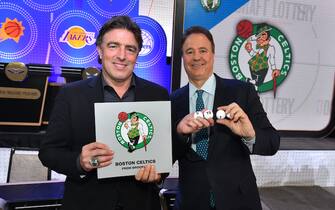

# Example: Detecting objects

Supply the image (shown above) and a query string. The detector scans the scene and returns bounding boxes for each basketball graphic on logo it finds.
[0,18,25,43]
[236,20,253,39]
[4,20,22,38]
[118,112,128,122]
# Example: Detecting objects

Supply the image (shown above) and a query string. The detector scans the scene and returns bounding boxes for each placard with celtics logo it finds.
[229,20,292,97]
[95,101,172,179]
[115,111,154,153]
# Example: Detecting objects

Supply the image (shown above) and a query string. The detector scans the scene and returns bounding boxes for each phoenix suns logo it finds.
[115,112,154,153]
[229,20,292,97]
[0,18,25,43]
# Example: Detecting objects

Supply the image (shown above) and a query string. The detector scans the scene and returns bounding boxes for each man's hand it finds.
[176,111,214,135]
[216,103,255,138]
[135,165,161,183]
[80,142,114,172]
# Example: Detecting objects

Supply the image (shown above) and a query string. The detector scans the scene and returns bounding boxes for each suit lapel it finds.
[134,75,147,101]
[87,74,104,104]
[212,75,230,115]
[208,75,232,158]
[77,75,104,141]
[177,85,189,120]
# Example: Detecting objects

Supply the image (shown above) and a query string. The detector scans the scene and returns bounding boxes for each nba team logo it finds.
[0,2,38,60]
[134,16,167,69]
[0,18,25,43]
[139,29,154,56]
[229,20,292,97]
[50,10,100,64]
[201,0,220,11]
[115,112,154,153]
[59,26,96,49]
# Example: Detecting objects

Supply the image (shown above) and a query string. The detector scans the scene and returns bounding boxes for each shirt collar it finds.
[101,74,136,90]
[189,73,216,97]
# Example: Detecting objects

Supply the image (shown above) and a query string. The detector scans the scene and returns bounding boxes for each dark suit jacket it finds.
[39,74,169,210]
[171,74,280,210]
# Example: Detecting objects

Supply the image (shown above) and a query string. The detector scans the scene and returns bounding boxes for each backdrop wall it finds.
[0,0,174,91]
[179,0,335,133]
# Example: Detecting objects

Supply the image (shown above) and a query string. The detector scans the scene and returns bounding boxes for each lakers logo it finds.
[59,26,96,49]
[115,112,154,153]
[229,20,292,97]
[0,18,25,43]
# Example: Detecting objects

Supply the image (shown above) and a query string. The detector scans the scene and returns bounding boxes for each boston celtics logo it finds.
[229,20,292,97]
[201,0,220,11]
[115,111,154,153]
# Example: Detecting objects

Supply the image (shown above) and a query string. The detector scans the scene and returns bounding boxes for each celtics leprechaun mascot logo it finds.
[115,112,154,153]
[229,20,292,97]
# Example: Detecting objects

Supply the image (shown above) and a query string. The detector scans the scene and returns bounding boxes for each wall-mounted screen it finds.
[0,0,174,91]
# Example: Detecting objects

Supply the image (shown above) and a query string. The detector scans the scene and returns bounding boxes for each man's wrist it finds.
[76,155,88,178]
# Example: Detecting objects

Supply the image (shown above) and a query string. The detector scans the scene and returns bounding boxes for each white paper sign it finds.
[95,101,172,179]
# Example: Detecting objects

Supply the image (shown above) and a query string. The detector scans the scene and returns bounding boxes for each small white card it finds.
[95,101,172,178]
